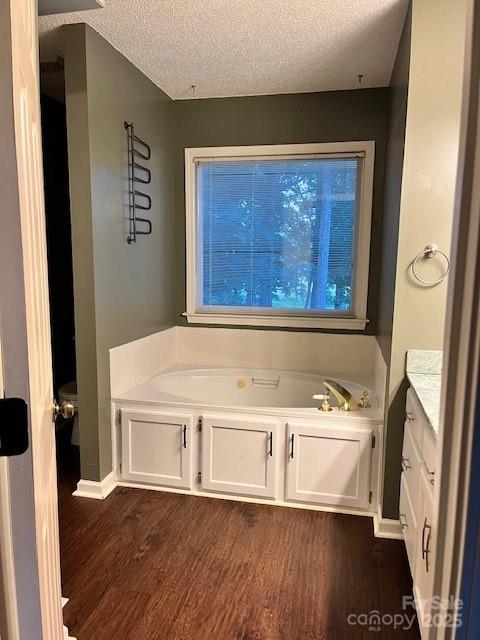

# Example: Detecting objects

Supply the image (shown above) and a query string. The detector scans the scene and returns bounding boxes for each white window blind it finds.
[196,156,360,314]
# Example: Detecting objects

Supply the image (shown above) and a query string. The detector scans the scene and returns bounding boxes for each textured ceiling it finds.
[39,0,408,100]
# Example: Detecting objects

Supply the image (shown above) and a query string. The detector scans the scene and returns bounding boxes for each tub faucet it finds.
[322,379,359,412]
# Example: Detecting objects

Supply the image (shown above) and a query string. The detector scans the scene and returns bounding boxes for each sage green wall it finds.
[381,0,467,518]
[173,89,390,332]
[64,24,175,481]
[377,6,411,518]
[376,5,411,364]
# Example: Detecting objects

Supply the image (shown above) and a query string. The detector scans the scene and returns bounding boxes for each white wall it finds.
[110,326,381,396]
[389,0,468,400]
[109,327,176,397]
[176,327,376,377]
[381,0,468,518]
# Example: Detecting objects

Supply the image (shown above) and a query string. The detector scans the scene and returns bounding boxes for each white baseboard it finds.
[373,505,403,539]
[116,480,376,518]
[73,471,116,500]
[62,598,76,639]
[64,625,76,640]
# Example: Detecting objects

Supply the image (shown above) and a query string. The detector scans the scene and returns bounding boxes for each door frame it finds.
[0,0,64,638]
[0,331,20,640]
[429,0,480,637]
[0,463,20,640]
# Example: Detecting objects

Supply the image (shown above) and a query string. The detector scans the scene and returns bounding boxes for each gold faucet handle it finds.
[313,393,332,412]
[359,390,371,408]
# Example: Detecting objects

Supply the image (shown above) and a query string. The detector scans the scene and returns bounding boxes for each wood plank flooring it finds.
[58,464,419,639]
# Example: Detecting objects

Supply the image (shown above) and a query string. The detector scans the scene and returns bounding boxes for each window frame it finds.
[184,141,375,330]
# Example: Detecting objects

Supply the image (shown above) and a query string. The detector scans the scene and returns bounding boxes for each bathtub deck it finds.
[58,463,418,639]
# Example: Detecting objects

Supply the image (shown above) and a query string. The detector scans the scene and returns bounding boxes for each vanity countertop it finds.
[406,350,443,436]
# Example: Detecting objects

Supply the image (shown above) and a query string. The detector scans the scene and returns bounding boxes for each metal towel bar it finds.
[132,162,151,184]
[125,121,152,243]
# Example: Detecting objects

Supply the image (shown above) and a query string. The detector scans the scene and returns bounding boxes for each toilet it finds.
[58,380,80,446]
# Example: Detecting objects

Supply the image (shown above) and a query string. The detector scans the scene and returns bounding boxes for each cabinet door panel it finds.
[400,474,418,574]
[402,421,421,504]
[287,424,372,510]
[202,414,279,498]
[414,469,435,636]
[122,409,193,488]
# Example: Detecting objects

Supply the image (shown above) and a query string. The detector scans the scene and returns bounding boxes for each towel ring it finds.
[411,244,450,286]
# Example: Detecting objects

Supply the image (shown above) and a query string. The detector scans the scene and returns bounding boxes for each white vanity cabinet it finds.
[121,408,194,489]
[400,388,437,638]
[201,413,279,499]
[286,422,374,510]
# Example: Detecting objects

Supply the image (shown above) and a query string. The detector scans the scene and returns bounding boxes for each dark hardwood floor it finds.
[58,453,419,639]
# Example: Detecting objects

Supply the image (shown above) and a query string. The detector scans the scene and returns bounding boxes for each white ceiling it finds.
[38,0,408,100]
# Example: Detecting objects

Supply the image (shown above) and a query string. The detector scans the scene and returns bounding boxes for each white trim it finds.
[70,473,379,518]
[186,142,373,159]
[0,322,20,640]
[61,599,76,639]
[429,2,480,636]
[182,312,368,330]
[73,471,116,500]
[116,480,376,518]
[185,141,375,330]
[373,504,403,539]
[0,461,20,640]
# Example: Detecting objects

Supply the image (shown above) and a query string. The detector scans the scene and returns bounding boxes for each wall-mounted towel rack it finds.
[411,244,450,285]
[125,121,152,244]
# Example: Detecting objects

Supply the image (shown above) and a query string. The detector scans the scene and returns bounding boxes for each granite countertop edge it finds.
[406,349,442,437]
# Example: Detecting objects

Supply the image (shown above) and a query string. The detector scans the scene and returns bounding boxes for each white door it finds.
[201,413,279,499]
[121,409,193,488]
[286,423,373,510]
[0,0,63,638]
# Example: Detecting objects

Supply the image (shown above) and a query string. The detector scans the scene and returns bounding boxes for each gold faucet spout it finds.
[322,379,359,412]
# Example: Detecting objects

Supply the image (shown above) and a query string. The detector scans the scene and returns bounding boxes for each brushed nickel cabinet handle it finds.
[425,529,432,572]
[422,517,432,562]
[182,425,187,448]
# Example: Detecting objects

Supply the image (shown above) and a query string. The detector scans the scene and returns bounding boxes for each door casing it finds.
[0,0,64,638]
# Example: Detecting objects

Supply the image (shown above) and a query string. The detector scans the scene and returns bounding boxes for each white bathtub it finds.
[117,367,375,413]
[113,366,383,514]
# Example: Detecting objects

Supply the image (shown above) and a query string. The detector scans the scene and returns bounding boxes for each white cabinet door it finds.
[121,409,193,488]
[201,413,279,498]
[286,423,373,510]
[399,473,418,575]
[414,468,435,636]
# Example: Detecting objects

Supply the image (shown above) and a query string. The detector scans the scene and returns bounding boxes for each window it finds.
[185,142,374,329]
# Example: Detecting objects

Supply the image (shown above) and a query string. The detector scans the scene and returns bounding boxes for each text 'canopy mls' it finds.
[198,157,359,312]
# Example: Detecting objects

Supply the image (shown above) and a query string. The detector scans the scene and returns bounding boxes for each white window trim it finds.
[184,141,374,330]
